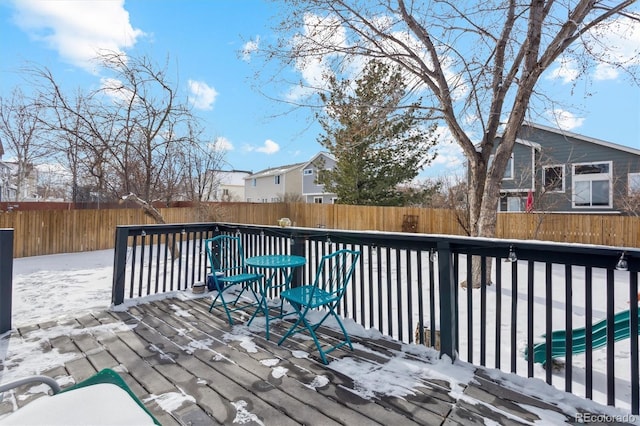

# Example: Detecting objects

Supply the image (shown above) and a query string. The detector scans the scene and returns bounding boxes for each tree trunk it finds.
[461,158,498,288]
[121,193,166,224]
[121,193,181,260]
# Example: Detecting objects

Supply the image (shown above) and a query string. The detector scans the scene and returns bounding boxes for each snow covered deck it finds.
[0,296,632,425]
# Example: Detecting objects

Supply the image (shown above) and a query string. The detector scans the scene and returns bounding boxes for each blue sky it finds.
[0,0,639,179]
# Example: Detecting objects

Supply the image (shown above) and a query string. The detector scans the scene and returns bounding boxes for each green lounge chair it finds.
[0,368,160,425]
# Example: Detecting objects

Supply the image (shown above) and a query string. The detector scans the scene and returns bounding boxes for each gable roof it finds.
[521,122,640,157]
[301,151,336,169]
[213,170,252,186]
[244,162,306,179]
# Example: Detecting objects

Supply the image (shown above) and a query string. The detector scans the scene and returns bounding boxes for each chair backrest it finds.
[312,249,360,301]
[205,235,248,276]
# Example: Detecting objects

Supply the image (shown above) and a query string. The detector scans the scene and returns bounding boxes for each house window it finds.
[274,175,281,184]
[507,197,521,211]
[504,154,514,179]
[543,165,565,192]
[251,178,256,187]
[500,196,523,212]
[222,189,229,196]
[315,169,331,186]
[629,173,640,195]
[314,197,323,204]
[303,169,313,175]
[331,197,338,204]
[572,161,612,208]
[489,154,514,180]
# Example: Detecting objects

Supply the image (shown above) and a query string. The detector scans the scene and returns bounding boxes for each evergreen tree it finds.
[316,60,437,206]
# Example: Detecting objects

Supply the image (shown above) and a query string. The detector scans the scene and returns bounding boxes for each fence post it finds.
[112,227,129,306]
[290,234,306,287]
[0,229,14,334]
[437,240,457,361]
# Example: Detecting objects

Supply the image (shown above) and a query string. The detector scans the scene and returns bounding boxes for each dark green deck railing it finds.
[0,229,14,334]
[111,222,639,415]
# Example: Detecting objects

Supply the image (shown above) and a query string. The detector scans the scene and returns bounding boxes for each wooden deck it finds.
[0,295,624,425]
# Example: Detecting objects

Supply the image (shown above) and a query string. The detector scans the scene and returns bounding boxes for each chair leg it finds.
[301,315,329,364]
[277,309,305,345]
[209,289,234,325]
[230,282,255,305]
[329,307,353,350]
[279,305,354,364]
[247,286,271,338]
[278,306,331,364]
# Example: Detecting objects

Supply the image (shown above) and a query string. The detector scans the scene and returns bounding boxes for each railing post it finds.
[290,234,306,287]
[437,241,457,361]
[0,229,14,334]
[112,227,129,306]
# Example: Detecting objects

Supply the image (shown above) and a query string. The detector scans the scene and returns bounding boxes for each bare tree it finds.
[259,0,638,241]
[614,168,640,216]
[0,88,53,200]
[39,88,96,203]
[619,190,640,216]
[93,52,193,205]
[29,52,207,219]
[432,174,471,236]
[179,125,227,203]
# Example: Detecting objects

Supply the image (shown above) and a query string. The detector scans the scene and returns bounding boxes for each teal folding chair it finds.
[205,235,263,324]
[278,249,360,364]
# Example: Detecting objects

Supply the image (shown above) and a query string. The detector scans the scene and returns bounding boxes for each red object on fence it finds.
[526,190,534,212]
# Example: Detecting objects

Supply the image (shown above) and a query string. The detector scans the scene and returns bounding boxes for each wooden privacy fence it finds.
[0,202,637,258]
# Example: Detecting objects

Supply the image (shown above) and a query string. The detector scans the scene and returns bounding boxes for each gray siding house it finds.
[496,123,640,213]
[242,152,339,203]
[301,152,338,203]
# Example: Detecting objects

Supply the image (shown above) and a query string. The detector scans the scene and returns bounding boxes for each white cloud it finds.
[585,14,640,81]
[546,109,584,131]
[593,63,620,81]
[188,80,218,110]
[287,54,332,101]
[241,37,260,62]
[212,136,233,152]
[11,0,144,73]
[245,139,280,154]
[99,77,134,103]
[546,56,579,84]
[256,139,280,154]
[286,13,349,101]
[430,132,464,169]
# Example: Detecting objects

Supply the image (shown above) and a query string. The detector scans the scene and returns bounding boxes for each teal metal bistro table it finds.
[245,254,306,340]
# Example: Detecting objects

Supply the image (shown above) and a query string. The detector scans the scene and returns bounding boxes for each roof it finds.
[521,122,640,157]
[301,151,336,168]
[216,170,251,186]
[244,162,306,179]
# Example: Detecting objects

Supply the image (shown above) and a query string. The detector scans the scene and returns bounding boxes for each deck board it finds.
[0,295,623,425]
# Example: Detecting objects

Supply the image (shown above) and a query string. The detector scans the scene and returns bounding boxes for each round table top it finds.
[246,254,306,268]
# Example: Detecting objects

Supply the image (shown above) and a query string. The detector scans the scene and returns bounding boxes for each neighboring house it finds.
[0,161,39,201]
[203,170,251,202]
[301,152,338,204]
[0,162,12,202]
[495,123,640,213]
[244,162,306,202]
